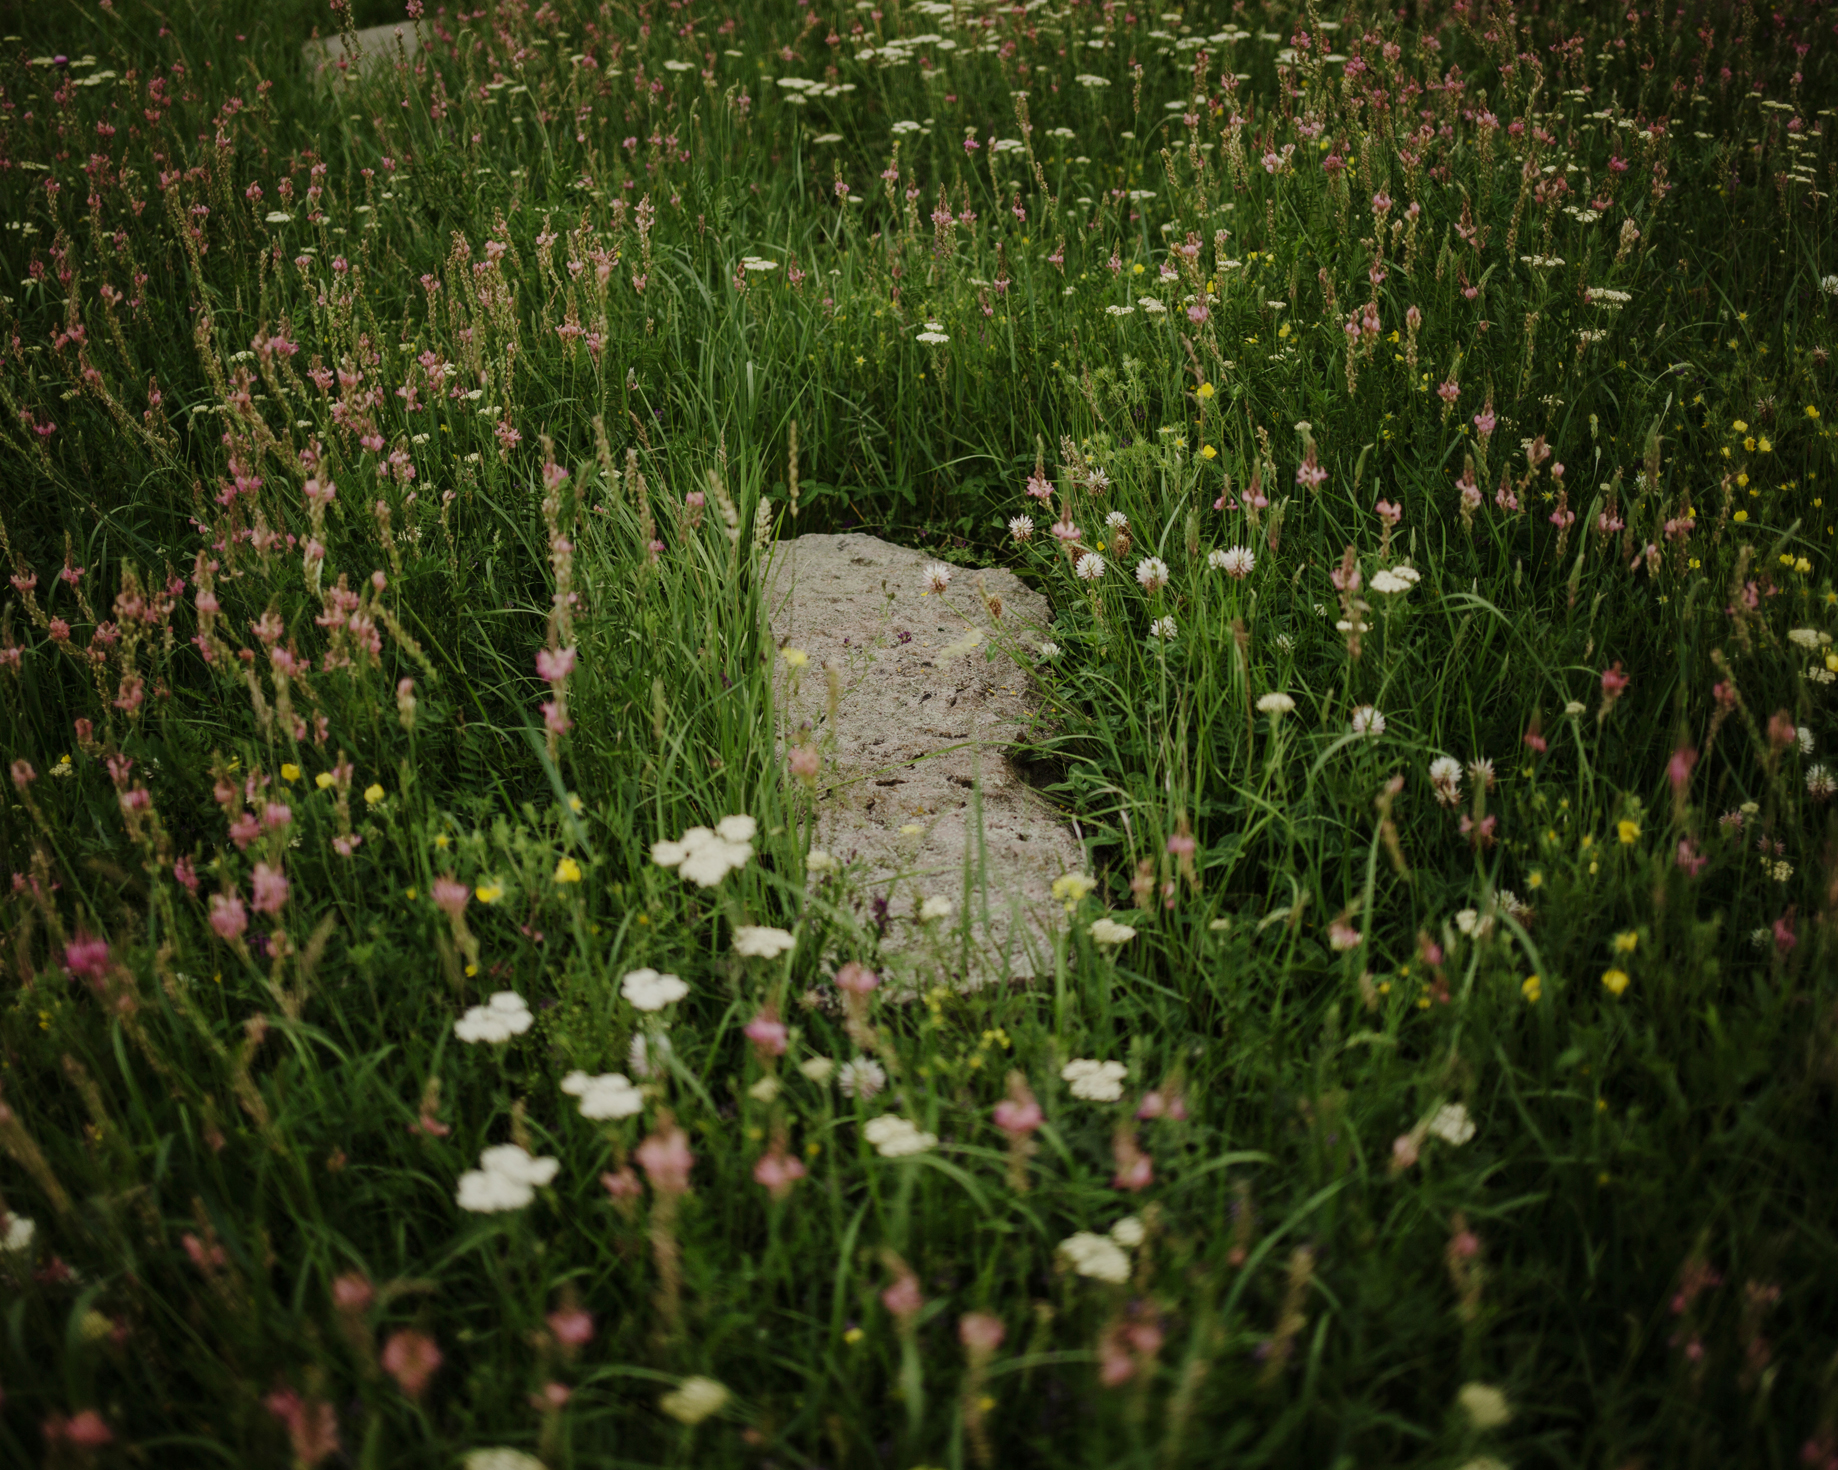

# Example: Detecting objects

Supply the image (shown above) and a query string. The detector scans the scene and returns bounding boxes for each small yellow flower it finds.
[363,783,385,805]
[1052,872,1098,904]
[280,763,301,782]
[1733,418,1748,433]
[1200,444,1218,460]
[1743,436,1758,453]
[1521,974,1542,1003]
[435,833,450,849]
[1132,262,1145,274]
[315,772,337,790]
[1616,819,1639,846]
[464,963,478,977]
[1527,871,1544,890]
[782,648,810,668]
[1197,382,1216,400]
[405,887,418,901]
[1601,968,1631,997]
[475,882,504,904]
[554,856,583,884]
[1735,473,1749,488]
[1733,509,1749,523]
[1808,405,1821,420]
[1757,436,1771,453]
[1612,931,1639,954]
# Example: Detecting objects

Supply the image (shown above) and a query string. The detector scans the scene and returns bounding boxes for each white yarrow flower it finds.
[1368,569,1412,595]
[1426,1102,1476,1146]
[863,1115,938,1157]
[1088,917,1137,946]
[1062,1058,1128,1101]
[918,895,954,921]
[2,1214,35,1254]
[1109,1215,1145,1248]
[1257,692,1295,716]
[561,1070,645,1120]
[454,991,534,1045]
[456,1143,559,1213]
[1057,1231,1131,1283]
[622,967,689,1011]
[659,1376,731,1425]
[733,925,796,959]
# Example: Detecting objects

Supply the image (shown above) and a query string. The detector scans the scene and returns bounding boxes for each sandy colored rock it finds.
[765,532,1085,983]
[302,22,422,82]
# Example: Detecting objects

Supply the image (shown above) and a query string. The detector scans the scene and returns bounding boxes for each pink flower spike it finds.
[993,1098,1043,1137]
[834,961,879,996]
[744,1007,790,1057]
[381,1330,443,1398]
[547,1308,595,1348]
[536,646,577,683]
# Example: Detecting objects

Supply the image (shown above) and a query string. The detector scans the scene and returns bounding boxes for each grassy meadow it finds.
[2,0,1838,1463]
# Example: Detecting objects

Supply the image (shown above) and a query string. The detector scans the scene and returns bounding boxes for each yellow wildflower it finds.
[554,856,583,884]
[1522,974,1542,1003]
[475,882,504,904]
[280,763,300,782]
[1612,931,1638,954]
[1616,819,1639,845]
[363,783,385,805]
[1601,968,1631,997]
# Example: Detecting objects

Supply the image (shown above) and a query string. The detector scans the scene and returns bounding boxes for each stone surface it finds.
[764,533,1085,982]
[301,22,422,82]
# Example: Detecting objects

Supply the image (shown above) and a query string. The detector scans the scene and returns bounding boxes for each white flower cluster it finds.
[457,1144,559,1212]
[561,1070,644,1120]
[1088,917,1137,946]
[1057,1227,1134,1283]
[838,1056,886,1098]
[863,1115,938,1157]
[733,925,795,959]
[1062,1057,1128,1101]
[2,1213,35,1254]
[622,967,688,1011]
[652,815,756,887]
[454,991,533,1045]
[1426,1103,1476,1146]
[1369,565,1420,595]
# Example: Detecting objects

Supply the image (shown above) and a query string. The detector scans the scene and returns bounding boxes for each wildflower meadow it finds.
[3,0,1838,1464]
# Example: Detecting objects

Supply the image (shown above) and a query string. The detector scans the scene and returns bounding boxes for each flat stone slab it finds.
[302,22,422,82]
[764,533,1085,982]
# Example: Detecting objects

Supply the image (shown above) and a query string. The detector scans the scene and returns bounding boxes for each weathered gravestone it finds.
[764,533,1086,983]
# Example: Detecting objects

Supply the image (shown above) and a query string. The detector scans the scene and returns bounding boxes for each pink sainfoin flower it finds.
[44,1411,114,1448]
[744,1007,789,1058]
[1295,445,1327,490]
[1675,839,1707,878]
[1375,499,1402,527]
[881,1268,924,1323]
[752,1140,808,1201]
[432,876,470,917]
[1667,746,1698,795]
[636,1118,695,1196]
[547,1307,595,1350]
[381,1330,443,1398]
[65,934,111,982]
[251,863,289,916]
[1112,1127,1154,1191]
[264,1390,340,1467]
[536,646,576,683]
[210,892,248,941]
[835,961,879,996]
[993,1093,1043,1137]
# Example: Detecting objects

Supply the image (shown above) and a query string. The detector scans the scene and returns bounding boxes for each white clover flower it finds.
[806,847,838,873]
[1210,545,1255,577]
[1428,756,1464,808]
[1089,917,1137,946]
[734,925,795,959]
[1008,515,1034,541]
[1135,556,1170,592]
[1062,1058,1128,1101]
[1037,641,1061,660]
[1109,1215,1145,1248]
[561,1070,645,1120]
[922,561,953,594]
[918,895,954,921]
[456,1143,559,1212]
[799,1055,836,1084]
[1797,726,1815,755]
[659,1376,730,1425]
[837,1057,887,1099]
[1106,510,1129,530]
[1257,692,1295,715]
[1149,616,1178,641]
[1351,705,1386,738]
[1822,274,1838,297]
[1808,764,1837,800]
[1057,1230,1131,1283]
[454,991,534,1045]
[2,1214,35,1254]
[622,968,689,1011]
[1075,552,1107,581]
[628,1029,673,1079]
[1426,1102,1476,1146]
[863,1115,938,1157]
